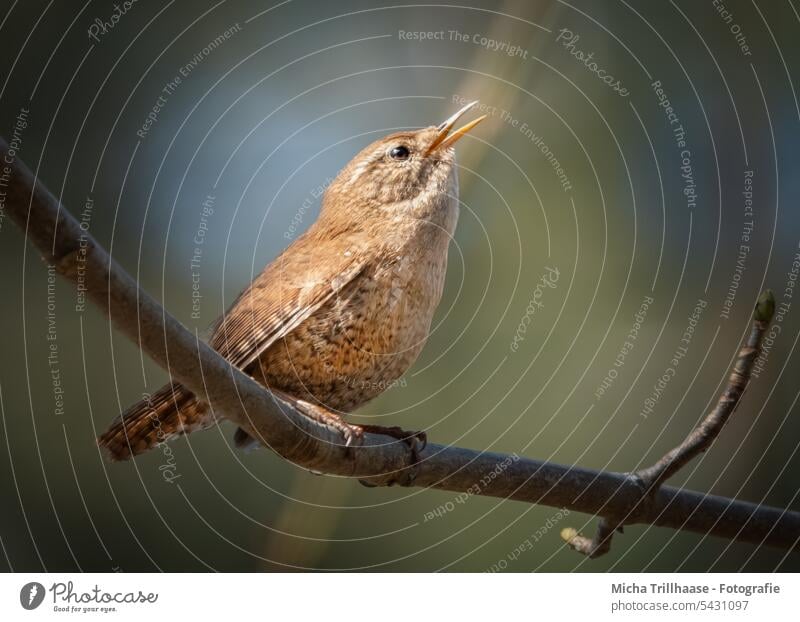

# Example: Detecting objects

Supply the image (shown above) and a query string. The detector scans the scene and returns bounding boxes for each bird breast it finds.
[257,194,457,411]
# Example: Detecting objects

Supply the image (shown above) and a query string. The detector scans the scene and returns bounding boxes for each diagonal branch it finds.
[3,137,799,557]
[639,294,774,489]
[562,292,777,558]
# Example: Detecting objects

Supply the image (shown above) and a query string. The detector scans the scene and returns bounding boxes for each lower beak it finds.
[425,101,487,155]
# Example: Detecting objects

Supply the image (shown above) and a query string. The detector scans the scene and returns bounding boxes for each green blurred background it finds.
[1,0,799,571]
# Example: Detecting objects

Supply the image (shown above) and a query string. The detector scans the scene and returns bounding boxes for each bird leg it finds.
[289,398,426,455]
[264,396,427,486]
[290,400,365,448]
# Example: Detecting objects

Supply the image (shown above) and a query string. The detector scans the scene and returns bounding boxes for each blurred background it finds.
[1,0,799,572]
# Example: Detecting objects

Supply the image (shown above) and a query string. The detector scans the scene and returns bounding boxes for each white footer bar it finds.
[0,573,793,620]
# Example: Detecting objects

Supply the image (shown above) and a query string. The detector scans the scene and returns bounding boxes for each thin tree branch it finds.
[639,294,774,489]
[562,292,778,558]
[3,137,799,557]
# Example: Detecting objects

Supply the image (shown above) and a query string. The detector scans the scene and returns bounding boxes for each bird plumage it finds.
[98,104,484,461]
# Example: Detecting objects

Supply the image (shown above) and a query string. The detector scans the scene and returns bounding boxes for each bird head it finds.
[321,101,486,226]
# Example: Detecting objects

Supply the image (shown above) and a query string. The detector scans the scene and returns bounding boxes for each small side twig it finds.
[563,291,776,558]
[561,519,618,559]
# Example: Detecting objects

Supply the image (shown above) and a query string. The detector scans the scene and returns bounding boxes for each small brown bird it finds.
[99,102,486,460]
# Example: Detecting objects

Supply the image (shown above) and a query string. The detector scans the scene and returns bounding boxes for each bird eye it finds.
[389,145,411,160]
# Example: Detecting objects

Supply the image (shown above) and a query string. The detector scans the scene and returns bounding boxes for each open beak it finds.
[425,101,487,156]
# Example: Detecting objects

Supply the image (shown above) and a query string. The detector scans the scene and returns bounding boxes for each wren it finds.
[99,101,486,460]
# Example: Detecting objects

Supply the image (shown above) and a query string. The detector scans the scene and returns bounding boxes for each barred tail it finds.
[98,382,213,461]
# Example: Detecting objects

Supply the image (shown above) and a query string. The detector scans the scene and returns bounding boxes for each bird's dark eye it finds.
[389,145,410,160]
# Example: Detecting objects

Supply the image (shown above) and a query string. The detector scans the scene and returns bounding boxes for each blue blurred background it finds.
[1,0,799,571]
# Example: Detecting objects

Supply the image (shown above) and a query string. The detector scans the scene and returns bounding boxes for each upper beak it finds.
[425,101,487,156]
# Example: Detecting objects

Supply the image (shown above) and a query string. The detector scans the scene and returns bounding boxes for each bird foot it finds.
[293,400,365,448]
[356,424,427,461]
[356,425,427,488]
[292,400,426,486]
